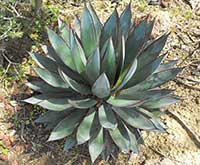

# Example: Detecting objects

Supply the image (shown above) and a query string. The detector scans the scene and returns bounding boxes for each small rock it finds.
[3,138,12,149]
[195,97,200,104]
[150,11,171,38]
[181,44,190,52]
[9,100,18,107]
[160,0,171,8]
[36,154,55,165]
[10,160,18,165]
[5,104,13,111]
[8,130,16,137]
[148,0,171,8]
[0,154,8,161]
[0,103,5,108]
[14,145,25,154]
[190,0,200,10]
[160,158,176,165]
[0,95,4,102]
[148,0,160,5]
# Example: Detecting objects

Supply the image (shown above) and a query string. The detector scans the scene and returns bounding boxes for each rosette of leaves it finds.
[24,3,181,162]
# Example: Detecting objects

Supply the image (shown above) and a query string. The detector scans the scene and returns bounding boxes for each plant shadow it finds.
[8,96,91,164]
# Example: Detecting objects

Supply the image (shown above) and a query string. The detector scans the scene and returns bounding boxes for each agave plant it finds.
[24,3,181,162]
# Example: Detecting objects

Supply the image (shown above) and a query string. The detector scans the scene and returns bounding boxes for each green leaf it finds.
[117,89,172,100]
[34,67,68,88]
[30,53,58,74]
[148,109,165,117]
[85,48,100,84]
[42,91,76,98]
[151,118,167,132]
[71,34,87,73]
[101,9,118,47]
[35,110,70,124]
[59,65,85,84]
[137,34,169,70]
[88,3,102,35]
[47,27,75,70]
[41,45,61,63]
[117,120,131,151]
[59,69,91,94]
[127,126,144,145]
[24,95,72,111]
[119,3,131,39]
[35,110,72,129]
[38,99,72,111]
[124,19,147,70]
[127,129,138,153]
[109,123,129,152]
[24,94,46,104]
[102,38,116,85]
[68,98,97,109]
[114,59,137,91]
[68,28,74,48]
[64,135,77,151]
[76,111,96,144]
[58,18,70,44]
[113,107,155,130]
[124,68,182,91]
[136,108,166,132]
[74,16,81,38]
[155,60,178,73]
[48,109,86,141]
[26,80,69,93]
[89,128,104,163]
[81,7,99,57]
[142,95,179,109]
[145,18,155,41]
[92,73,111,98]
[90,111,101,138]
[100,39,109,58]
[107,96,143,107]
[102,130,116,161]
[41,45,84,83]
[126,54,166,87]
[98,104,117,130]
[115,35,125,80]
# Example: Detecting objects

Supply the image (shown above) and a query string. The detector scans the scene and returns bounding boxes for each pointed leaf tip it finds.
[64,135,77,151]
[48,110,86,141]
[89,128,104,163]
[99,104,117,130]
[92,73,111,98]
[102,38,116,84]
[77,111,95,144]
[81,6,100,57]
[46,27,75,70]
[85,48,100,84]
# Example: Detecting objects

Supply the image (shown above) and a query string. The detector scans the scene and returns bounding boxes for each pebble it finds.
[195,97,200,104]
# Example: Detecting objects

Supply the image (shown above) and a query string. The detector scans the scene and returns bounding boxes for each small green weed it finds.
[0,141,8,155]
[184,11,193,19]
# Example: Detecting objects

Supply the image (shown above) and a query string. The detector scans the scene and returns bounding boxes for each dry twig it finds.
[148,146,184,164]
[178,43,200,66]
[174,78,200,91]
[0,50,20,83]
[182,0,193,9]
[166,110,200,148]
[178,76,200,84]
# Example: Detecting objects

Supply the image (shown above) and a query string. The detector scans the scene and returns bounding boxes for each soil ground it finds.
[0,0,200,164]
